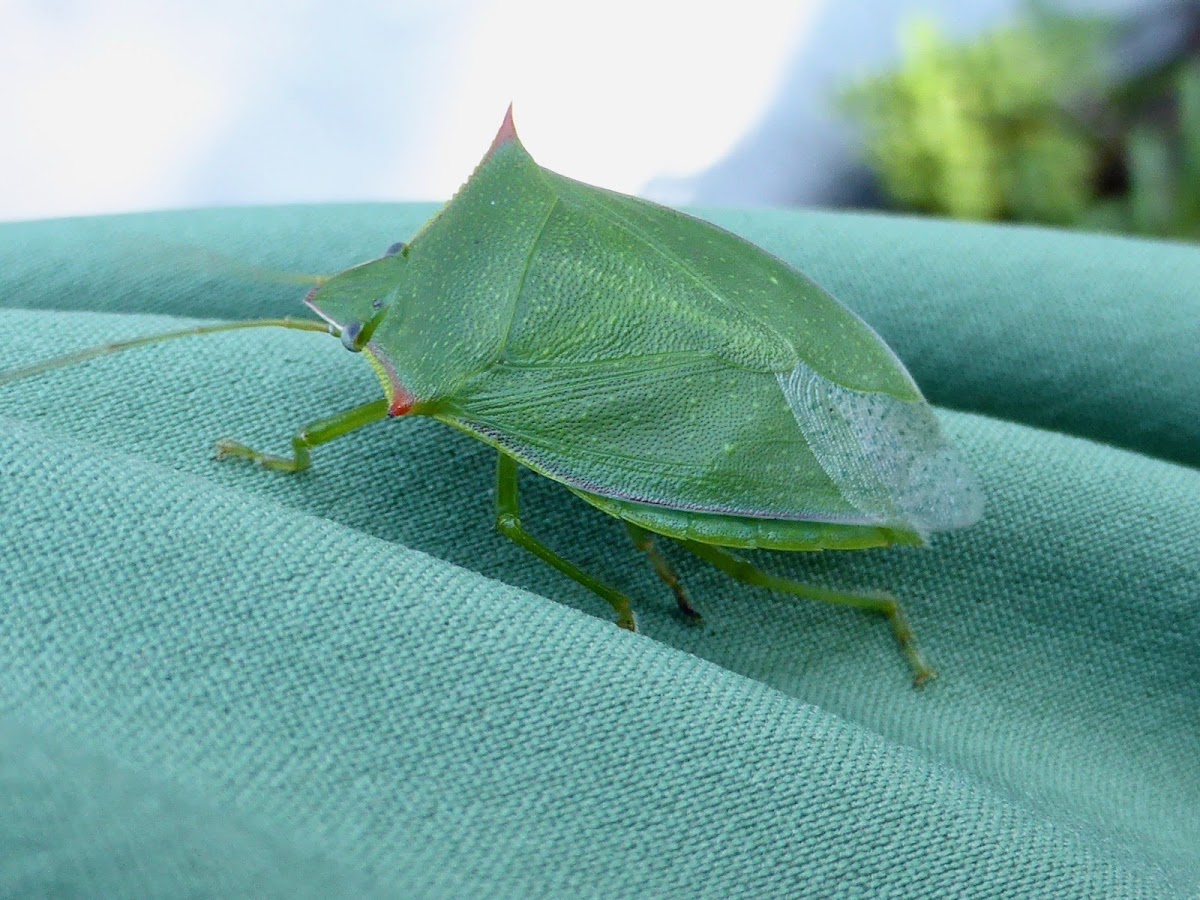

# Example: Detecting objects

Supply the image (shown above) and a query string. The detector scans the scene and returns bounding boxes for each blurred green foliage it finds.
[842,10,1200,240]
[1100,64,1200,238]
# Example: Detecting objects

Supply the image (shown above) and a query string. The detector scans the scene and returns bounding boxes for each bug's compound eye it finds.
[371,298,384,311]
[340,322,364,352]
[384,241,405,257]
[340,306,388,352]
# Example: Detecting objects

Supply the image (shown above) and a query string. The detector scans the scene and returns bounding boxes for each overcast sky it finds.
[0,0,1145,221]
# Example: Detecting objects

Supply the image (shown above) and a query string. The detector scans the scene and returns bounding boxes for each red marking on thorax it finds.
[364,344,417,417]
[389,388,416,417]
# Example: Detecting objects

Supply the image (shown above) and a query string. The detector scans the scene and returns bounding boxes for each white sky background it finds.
[0,0,1144,221]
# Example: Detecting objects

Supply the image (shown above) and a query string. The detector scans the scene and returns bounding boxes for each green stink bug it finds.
[0,107,982,685]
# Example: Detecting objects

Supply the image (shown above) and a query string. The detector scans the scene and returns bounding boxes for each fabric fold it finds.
[1,207,1196,897]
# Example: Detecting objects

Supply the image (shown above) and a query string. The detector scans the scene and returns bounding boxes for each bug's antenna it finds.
[125,238,334,288]
[0,318,336,388]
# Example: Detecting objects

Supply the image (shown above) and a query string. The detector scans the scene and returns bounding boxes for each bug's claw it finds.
[673,589,703,623]
[214,438,260,463]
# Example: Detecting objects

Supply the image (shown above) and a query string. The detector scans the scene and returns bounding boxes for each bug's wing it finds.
[774,359,983,534]
[442,348,981,536]
[373,117,981,535]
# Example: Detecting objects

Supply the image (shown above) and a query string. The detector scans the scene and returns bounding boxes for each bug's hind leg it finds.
[676,539,935,687]
[495,453,637,631]
[215,398,389,473]
[624,522,702,622]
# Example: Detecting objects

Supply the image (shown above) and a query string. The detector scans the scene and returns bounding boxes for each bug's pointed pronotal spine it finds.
[486,103,520,160]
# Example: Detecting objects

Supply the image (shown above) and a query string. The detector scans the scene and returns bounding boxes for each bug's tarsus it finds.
[675,538,936,687]
[495,453,637,631]
[214,398,389,474]
[624,521,702,622]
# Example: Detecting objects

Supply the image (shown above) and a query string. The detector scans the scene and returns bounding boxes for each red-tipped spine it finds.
[485,103,519,160]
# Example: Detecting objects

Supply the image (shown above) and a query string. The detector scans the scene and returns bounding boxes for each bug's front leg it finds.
[494,453,638,631]
[215,398,389,473]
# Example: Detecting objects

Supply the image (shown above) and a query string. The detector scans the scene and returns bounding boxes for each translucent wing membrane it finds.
[776,361,984,535]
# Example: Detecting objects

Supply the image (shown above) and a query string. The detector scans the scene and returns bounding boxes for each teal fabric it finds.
[1,207,1196,897]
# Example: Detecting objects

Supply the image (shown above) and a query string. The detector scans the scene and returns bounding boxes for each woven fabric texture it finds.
[1,206,1197,898]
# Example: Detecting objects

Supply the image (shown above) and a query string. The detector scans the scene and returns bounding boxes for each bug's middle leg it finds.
[215,398,389,473]
[494,452,637,631]
[624,522,702,621]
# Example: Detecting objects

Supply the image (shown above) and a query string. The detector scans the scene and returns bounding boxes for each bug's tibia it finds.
[213,399,389,474]
[495,453,638,631]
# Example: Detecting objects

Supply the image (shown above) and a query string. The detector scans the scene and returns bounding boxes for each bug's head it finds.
[303,241,407,353]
